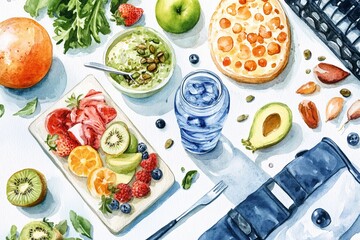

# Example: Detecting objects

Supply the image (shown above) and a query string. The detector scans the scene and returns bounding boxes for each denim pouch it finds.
[199,137,360,239]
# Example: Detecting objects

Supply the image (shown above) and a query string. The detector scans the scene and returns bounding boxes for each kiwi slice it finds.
[101,121,130,155]
[6,168,47,207]
[20,221,62,240]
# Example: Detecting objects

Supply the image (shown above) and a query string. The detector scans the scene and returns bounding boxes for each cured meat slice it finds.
[45,108,73,135]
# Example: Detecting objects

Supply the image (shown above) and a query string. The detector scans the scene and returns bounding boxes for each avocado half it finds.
[242,102,292,152]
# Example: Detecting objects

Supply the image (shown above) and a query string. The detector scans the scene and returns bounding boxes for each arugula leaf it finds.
[13,98,38,116]
[24,0,49,17]
[182,170,198,190]
[6,225,18,240]
[43,217,55,229]
[55,220,68,235]
[0,104,5,118]
[69,210,93,239]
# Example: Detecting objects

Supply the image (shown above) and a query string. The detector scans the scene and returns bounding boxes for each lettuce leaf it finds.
[24,0,49,17]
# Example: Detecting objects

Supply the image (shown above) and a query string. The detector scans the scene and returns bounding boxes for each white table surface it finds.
[1,0,359,239]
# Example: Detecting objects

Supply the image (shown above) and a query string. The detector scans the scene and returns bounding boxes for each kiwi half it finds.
[20,221,62,240]
[6,168,47,207]
[101,121,130,155]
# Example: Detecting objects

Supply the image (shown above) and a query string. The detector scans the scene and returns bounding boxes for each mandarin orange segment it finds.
[87,167,117,198]
[68,145,103,177]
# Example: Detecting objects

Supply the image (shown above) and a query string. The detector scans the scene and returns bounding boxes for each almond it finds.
[298,100,319,129]
[314,63,350,84]
[296,81,318,95]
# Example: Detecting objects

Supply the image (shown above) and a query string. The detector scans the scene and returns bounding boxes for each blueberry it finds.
[120,203,132,214]
[108,199,120,211]
[189,54,199,64]
[151,168,163,180]
[347,132,359,146]
[311,208,331,228]
[138,142,147,153]
[142,151,149,159]
[155,118,166,129]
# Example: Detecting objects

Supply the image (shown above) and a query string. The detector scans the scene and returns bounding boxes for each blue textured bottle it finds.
[174,70,230,154]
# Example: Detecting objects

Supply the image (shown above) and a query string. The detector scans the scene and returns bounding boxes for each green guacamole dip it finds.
[105,27,174,91]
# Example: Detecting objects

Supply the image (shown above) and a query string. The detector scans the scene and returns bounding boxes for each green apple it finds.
[155,0,201,34]
[116,170,135,184]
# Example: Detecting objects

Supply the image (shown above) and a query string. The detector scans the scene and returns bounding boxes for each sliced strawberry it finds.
[45,108,72,135]
[46,133,80,157]
[116,4,144,26]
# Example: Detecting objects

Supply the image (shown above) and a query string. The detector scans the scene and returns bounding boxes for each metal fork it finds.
[146,180,228,240]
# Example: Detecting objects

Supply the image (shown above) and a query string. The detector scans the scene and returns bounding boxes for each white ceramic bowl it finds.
[103,27,176,98]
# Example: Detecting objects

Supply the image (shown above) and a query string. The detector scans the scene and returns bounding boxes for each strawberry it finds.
[132,180,150,198]
[114,4,144,27]
[114,183,132,203]
[46,133,79,157]
[135,169,152,184]
[140,153,158,172]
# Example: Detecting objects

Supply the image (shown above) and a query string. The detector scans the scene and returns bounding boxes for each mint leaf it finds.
[0,104,5,118]
[6,225,18,240]
[182,170,198,190]
[13,98,38,116]
[69,210,93,239]
[99,195,113,215]
[24,0,49,17]
[55,220,68,235]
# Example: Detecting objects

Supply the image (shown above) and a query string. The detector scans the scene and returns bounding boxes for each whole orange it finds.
[0,17,53,89]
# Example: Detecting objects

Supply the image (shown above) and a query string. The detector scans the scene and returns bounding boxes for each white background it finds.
[0,0,359,239]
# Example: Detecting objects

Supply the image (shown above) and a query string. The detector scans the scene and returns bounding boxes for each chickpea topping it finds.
[223,56,231,66]
[237,31,247,42]
[254,13,264,22]
[263,2,273,15]
[220,18,231,29]
[277,32,287,43]
[267,17,281,30]
[244,60,257,71]
[247,33,258,44]
[217,36,234,52]
[252,45,266,57]
[259,25,272,38]
[235,61,242,68]
[239,0,247,4]
[274,8,280,14]
[239,44,251,59]
[227,3,237,16]
[258,58,267,67]
[232,23,243,34]
[267,42,281,55]
[271,63,277,68]
[257,35,264,44]
[238,6,252,20]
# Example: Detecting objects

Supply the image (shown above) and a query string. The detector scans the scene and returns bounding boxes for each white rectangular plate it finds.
[29,75,175,234]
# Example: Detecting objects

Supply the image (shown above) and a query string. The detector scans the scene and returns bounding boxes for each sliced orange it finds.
[68,145,103,177]
[87,167,117,198]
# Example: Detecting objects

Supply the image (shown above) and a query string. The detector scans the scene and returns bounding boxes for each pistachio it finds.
[303,49,312,60]
[317,56,326,61]
[137,49,145,55]
[147,63,157,72]
[142,73,152,80]
[165,139,174,149]
[149,45,156,54]
[151,38,160,44]
[305,69,311,74]
[140,58,147,64]
[246,95,255,102]
[156,51,164,58]
[137,44,147,50]
[340,88,351,98]
[146,58,155,63]
[237,114,249,122]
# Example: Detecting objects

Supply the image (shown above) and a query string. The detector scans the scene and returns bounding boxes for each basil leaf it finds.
[6,225,18,240]
[70,210,93,239]
[13,98,38,116]
[24,0,49,17]
[182,170,198,190]
[0,104,4,118]
[55,220,68,235]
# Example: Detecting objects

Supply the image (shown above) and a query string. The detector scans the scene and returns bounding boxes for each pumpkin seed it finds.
[165,139,174,149]
[137,49,145,55]
[182,170,198,190]
[131,72,140,79]
[146,58,155,63]
[158,55,166,63]
[140,58,147,64]
[149,45,156,54]
[137,44,147,50]
[156,52,164,58]
[237,114,249,122]
[318,56,326,61]
[142,73,152,80]
[305,69,311,74]
[303,49,312,60]
[340,88,351,98]
[246,95,255,102]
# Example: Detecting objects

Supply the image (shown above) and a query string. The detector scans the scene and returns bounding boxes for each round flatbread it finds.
[209,0,291,84]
